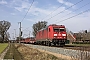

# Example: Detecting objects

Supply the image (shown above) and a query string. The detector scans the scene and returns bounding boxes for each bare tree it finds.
[0,20,11,43]
[32,21,47,37]
[75,30,90,42]
[4,32,10,41]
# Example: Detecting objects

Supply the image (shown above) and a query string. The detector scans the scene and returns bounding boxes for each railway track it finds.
[25,43,90,52]
[63,45,90,52]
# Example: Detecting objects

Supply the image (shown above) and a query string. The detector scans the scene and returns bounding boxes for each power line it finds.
[54,2,90,22]
[55,9,90,23]
[21,0,68,32]
[41,0,68,21]
[46,0,83,21]
[61,2,90,18]
[21,0,34,22]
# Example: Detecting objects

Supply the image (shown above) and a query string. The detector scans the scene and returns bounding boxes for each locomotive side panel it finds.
[36,30,42,40]
[36,28,48,41]
[43,29,48,40]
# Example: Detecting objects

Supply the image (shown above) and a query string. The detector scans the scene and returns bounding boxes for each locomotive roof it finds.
[49,24,65,26]
[38,26,48,32]
[37,24,65,32]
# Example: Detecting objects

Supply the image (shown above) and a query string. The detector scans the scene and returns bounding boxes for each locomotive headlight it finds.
[62,34,66,36]
[54,34,57,36]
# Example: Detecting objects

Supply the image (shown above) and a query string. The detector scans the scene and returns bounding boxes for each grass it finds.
[0,43,8,54]
[47,54,65,60]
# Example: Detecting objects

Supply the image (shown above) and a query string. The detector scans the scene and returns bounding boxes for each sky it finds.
[0,0,90,39]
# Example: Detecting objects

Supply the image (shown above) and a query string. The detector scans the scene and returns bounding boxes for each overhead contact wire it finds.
[41,0,68,21]
[54,2,90,22]
[46,0,83,21]
[56,9,90,23]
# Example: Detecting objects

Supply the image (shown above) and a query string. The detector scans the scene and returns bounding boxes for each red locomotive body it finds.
[36,24,67,46]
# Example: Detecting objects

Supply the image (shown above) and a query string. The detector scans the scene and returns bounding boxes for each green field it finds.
[0,43,8,54]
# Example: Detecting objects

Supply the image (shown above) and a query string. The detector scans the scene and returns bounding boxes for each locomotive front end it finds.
[52,25,67,46]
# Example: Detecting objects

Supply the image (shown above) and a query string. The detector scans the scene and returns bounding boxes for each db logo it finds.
[58,34,61,36]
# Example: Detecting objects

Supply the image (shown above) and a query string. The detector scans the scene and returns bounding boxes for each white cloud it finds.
[57,0,73,7]
[0,0,7,5]
[11,13,16,15]
[6,0,31,12]
[30,6,51,15]
[13,0,51,16]
[15,2,30,12]
[14,7,23,12]
[8,0,52,15]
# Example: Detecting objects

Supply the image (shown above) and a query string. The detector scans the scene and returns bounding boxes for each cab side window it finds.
[49,28,50,32]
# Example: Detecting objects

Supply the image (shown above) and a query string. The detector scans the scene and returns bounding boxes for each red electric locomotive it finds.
[36,24,67,46]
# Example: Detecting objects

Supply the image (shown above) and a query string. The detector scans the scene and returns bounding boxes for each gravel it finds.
[25,44,90,60]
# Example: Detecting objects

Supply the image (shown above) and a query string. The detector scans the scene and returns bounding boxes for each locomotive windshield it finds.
[54,28,65,32]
